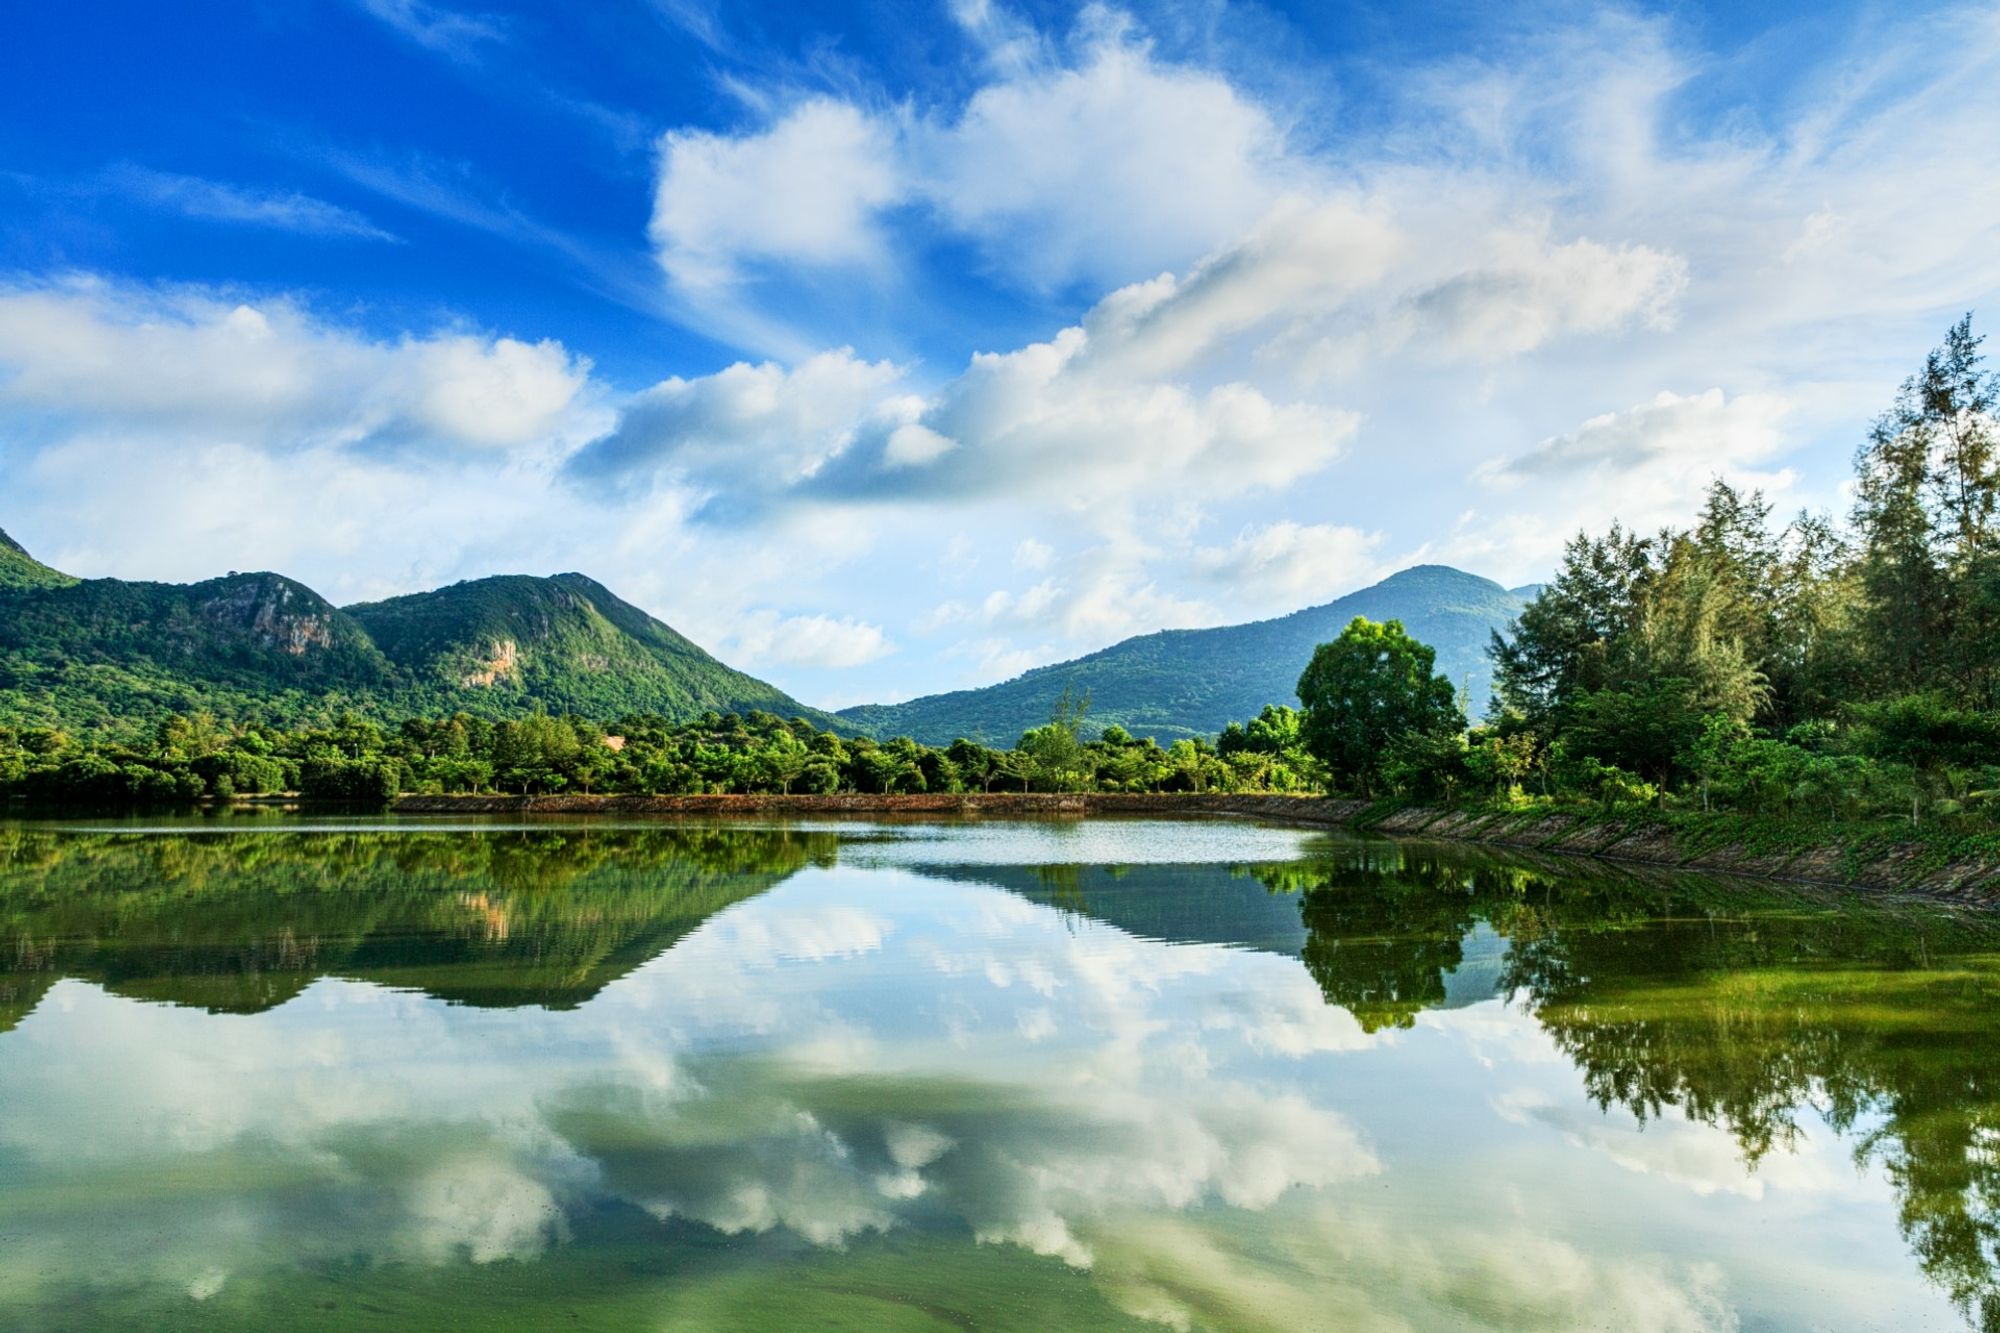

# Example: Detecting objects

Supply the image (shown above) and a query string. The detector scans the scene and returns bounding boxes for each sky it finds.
[1,0,1997,708]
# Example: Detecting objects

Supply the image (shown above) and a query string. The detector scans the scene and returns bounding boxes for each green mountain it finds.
[0,527,77,590]
[839,565,1526,745]
[0,532,832,737]
[346,573,834,724]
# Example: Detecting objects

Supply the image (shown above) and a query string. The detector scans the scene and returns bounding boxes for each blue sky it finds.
[2,0,1997,707]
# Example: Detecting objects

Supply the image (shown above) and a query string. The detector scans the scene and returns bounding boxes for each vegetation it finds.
[836,564,1526,744]
[0,561,837,740]
[0,690,1326,808]
[0,527,77,591]
[1333,315,2000,844]
[8,316,1997,842]
[1296,616,1463,797]
[0,823,834,1023]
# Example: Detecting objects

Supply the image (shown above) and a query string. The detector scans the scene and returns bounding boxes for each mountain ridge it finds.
[839,565,1524,745]
[0,532,834,737]
[0,524,1527,745]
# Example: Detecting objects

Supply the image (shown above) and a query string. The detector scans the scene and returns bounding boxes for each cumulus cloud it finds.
[568,348,903,491]
[646,20,1291,303]
[651,99,905,291]
[911,20,1291,290]
[579,252,1363,519]
[0,278,597,452]
[1486,388,1790,486]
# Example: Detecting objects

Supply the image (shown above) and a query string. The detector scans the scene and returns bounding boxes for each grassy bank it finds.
[381,791,2000,899]
[1356,800,2000,898]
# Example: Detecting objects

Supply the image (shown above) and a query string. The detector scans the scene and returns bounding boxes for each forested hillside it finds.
[0,528,78,591]
[840,565,1525,744]
[346,573,836,725]
[0,541,832,738]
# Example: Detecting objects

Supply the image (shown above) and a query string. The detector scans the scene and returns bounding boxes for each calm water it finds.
[3,816,1998,1332]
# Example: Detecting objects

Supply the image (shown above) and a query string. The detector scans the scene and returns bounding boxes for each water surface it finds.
[2,815,1997,1331]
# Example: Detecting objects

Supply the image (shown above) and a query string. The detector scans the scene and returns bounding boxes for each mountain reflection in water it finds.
[0,818,1995,1331]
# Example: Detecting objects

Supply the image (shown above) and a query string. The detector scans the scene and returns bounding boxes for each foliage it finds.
[0,696,1328,810]
[1296,617,1464,796]
[0,526,77,590]
[1445,314,2000,831]
[0,560,839,742]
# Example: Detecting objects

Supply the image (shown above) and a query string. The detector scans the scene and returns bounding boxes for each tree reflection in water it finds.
[0,823,837,1019]
[1262,842,2000,1332]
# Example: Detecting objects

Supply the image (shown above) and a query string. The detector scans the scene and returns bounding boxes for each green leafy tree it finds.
[1297,618,1464,796]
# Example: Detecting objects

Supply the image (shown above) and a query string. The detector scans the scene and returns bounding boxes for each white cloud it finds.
[720,610,896,670]
[645,20,1291,305]
[1012,538,1054,572]
[912,22,1291,290]
[955,537,1215,650]
[651,99,905,292]
[105,167,399,242]
[581,262,1360,517]
[351,0,503,57]
[1439,389,1794,578]
[1191,521,1383,607]
[570,348,903,491]
[0,278,597,453]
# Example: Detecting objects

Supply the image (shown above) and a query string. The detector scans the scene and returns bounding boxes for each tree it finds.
[1490,525,1653,732]
[1852,315,2000,701]
[1019,688,1094,792]
[1296,617,1464,796]
[1851,694,2000,824]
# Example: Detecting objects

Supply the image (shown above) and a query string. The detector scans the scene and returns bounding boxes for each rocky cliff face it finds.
[198,576,340,656]
[459,639,521,687]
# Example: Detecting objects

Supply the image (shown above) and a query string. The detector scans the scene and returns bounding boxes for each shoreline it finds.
[385,792,2000,899]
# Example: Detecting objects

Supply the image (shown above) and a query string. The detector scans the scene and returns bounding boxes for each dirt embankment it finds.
[389,791,1371,823]
[1364,805,2000,899]
[386,791,2000,898]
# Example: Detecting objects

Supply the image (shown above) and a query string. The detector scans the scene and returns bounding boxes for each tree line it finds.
[0,686,1325,807]
[1332,314,2000,829]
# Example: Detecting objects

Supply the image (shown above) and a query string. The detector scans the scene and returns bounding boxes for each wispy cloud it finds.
[319,148,667,317]
[102,166,399,242]
[349,0,504,60]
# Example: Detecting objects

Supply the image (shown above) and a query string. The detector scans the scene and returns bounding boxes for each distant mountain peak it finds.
[0,527,27,557]
[839,562,1526,745]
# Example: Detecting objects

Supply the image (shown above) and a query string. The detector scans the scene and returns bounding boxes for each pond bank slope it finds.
[389,793,2000,899]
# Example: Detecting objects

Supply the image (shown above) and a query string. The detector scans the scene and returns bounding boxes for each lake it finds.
[2,815,1996,1331]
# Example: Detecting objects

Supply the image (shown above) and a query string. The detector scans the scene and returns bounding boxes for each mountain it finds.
[0,527,77,591]
[839,565,1527,745]
[0,568,397,734]
[344,573,833,724]
[0,532,832,737]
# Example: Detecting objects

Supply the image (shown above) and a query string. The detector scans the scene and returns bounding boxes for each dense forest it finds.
[0,692,1323,806]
